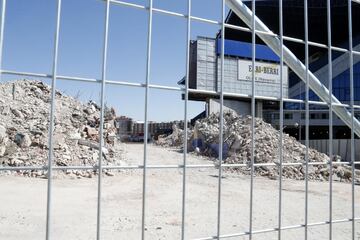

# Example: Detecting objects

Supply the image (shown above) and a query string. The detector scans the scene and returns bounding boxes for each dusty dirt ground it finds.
[0,143,359,240]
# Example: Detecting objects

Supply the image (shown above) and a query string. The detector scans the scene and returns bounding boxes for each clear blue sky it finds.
[1,0,228,122]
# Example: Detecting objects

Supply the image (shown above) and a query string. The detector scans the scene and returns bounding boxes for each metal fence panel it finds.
[0,0,359,239]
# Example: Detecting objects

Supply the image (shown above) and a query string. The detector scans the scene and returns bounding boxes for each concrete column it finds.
[256,100,263,118]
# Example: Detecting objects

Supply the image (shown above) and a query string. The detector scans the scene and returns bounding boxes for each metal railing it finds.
[0,0,359,239]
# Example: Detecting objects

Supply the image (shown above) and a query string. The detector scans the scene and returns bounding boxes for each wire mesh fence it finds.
[0,0,359,239]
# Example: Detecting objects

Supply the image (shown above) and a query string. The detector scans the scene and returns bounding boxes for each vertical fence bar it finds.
[216,0,226,238]
[45,1,62,239]
[0,0,6,81]
[299,83,302,141]
[249,0,255,239]
[142,0,153,239]
[45,0,60,235]
[326,1,333,239]
[96,0,110,239]
[277,0,284,239]
[348,1,355,239]
[181,0,191,238]
[304,0,310,239]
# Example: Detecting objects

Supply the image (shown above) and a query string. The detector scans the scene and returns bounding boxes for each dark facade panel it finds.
[225,1,360,59]
[215,38,280,62]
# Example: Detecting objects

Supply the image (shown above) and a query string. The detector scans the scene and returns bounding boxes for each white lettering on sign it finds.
[238,59,288,85]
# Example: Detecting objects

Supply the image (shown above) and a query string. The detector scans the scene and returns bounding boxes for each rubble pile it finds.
[156,124,189,148]
[0,80,125,178]
[158,111,360,182]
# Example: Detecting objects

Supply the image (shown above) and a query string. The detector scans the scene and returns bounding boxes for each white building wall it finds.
[209,98,251,116]
[208,98,263,118]
[196,37,288,98]
[196,38,216,91]
[216,57,288,98]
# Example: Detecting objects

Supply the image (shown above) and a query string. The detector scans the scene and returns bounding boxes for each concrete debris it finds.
[156,124,190,147]
[0,80,125,178]
[157,110,360,183]
[14,133,32,148]
[0,125,8,157]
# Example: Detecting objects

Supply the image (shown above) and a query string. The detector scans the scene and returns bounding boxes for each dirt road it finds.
[0,143,359,239]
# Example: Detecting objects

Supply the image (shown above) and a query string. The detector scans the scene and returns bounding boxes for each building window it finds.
[356,113,360,120]
[285,113,293,119]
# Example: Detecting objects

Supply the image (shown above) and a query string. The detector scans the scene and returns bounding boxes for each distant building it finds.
[179,0,360,140]
[115,116,186,141]
[115,116,133,136]
[179,37,288,119]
